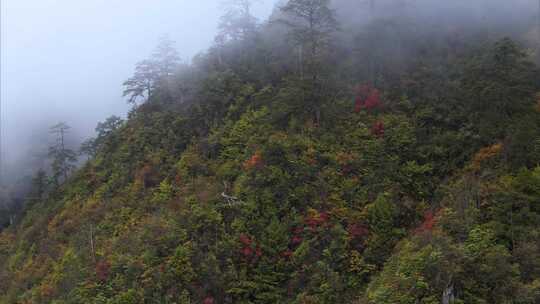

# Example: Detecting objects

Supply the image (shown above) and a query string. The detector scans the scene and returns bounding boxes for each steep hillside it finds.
[2,1,540,303]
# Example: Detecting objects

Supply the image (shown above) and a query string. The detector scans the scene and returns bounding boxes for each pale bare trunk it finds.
[442,284,455,304]
[89,225,96,264]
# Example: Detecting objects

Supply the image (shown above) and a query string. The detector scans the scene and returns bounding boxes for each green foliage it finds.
[461,38,537,140]
[367,238,454,304]
[2,5,540,304]
[123,37,181,104]
[49,122,78,187]
[151,179,175,204]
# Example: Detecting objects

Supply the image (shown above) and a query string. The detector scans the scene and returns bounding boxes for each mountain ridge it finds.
[2,1,540,303]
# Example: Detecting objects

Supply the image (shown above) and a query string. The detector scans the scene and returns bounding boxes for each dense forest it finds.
[1,0,540,303]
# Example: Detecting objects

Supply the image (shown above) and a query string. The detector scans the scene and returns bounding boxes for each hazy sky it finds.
[0,0,276,170]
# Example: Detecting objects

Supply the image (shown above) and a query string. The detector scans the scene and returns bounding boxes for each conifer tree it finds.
[123,37,181,104]
[80,115,124,158]
[79,138,97,159]
[462,38,537,140]
[218,0,258,42]
[280,0,338,78]
[279,0,339,123]
[30,169,48,201]
[48,122,77,186]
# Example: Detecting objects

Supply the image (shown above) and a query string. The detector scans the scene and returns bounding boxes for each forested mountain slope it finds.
[1,0,540,303]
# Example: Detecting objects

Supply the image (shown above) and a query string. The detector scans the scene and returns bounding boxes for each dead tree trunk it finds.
[89,225,96,264]
[442,284,455,304]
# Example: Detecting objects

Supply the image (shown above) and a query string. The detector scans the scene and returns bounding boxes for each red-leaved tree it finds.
[347,223,369,239]
[371,121,385,138]
[414,210,439,234]
[95,260,111,282]
[203,296,215,304]
[355,84,382,112]
[239,234,262,261]
[305,211,330,230]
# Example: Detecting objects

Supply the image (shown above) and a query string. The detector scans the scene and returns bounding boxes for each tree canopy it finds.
[2,0,540,303]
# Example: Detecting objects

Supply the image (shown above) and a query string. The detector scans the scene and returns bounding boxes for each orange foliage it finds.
[471,143,503,171]
[305,148,318,166]
[336,152,354,165]
[40,282,56,299]
[243,151,264,170]
[414,210,440,234]
[135,162,163,188]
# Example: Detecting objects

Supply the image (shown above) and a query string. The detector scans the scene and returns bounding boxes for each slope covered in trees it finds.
[1,0,540,303]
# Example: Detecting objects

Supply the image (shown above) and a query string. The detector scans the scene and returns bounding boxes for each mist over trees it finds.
[218,0,259,42]
[2,0,540,302]
[123,37,182,104]
[48,122,77,186]
[1,0,539,236]
[278,0,339,123]
[80,116,124,158]
[0,116,121,229]
[2,0,540,246]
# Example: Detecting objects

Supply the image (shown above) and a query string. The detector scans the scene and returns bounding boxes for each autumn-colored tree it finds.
[2,3,540,304]
[354,84,382,112]
[371,121,385,137]
[243,151,264,170]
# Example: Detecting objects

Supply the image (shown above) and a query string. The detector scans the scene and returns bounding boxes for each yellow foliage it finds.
[470,143,503,171]
[0,232,15,254]
[336,152,355,166]
[329,206,351,220]
[349,250,376,275]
